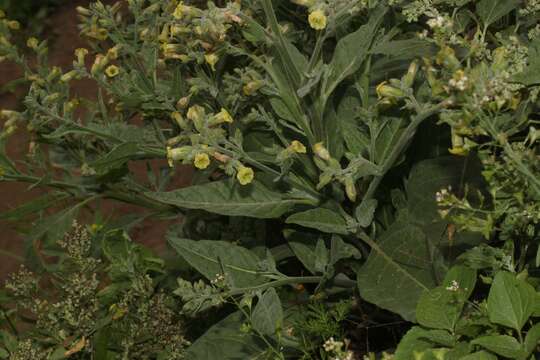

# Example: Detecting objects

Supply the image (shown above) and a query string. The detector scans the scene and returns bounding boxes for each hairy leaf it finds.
[251,288,283,336]
[286,208,349,235]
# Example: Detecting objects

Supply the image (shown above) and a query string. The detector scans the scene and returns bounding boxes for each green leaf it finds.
[337,93,369,156]
[393,327,434,360]
[355,199,378,228]
[357,216,439,321]
[476,0,518,27]
[406,157,484,225]
[286,208,349,235]
[168,236,265,288]
[330,235,361,265]
[148,180,311,219]
[186,312,266,359]
[524,323,540,356]
[251,288,283,336]
[324,6,387,96]
[314,238,329,273]
[0,192,70,221]
[460,351,498,360]
[487,271,537,332]
[471,335,525,359]
[287,231,318,274]
[90,142,139,174]
[371,38,437,58]
[416,266,476,332]
[513,39,540,86]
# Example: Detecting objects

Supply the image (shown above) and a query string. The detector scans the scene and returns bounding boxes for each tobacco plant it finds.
[0,0,539,359]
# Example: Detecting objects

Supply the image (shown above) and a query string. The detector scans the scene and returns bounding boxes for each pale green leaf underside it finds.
[147,180,311,219]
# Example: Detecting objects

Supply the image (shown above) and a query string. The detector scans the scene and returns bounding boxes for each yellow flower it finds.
[194,153,211,169]
[173,2,191,19]
[26,37,39,49]
[289,140,306,154]
[187,105,205,122]
[204,53,219,71]
[107,45,121,60]
[448,147,469,156]
[308,10,327,30]
[60,70,79,83]
[215,108,233,124]
[243,81,262,96]
[75,48,89,64]
[167,146,190,167]
[312,142,330,161]
[7,21,20,30]
[105,65,120,78]
[376,81,405,99]
[237,166,254,185]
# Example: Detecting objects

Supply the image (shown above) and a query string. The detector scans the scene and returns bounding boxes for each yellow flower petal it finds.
[308,10,327,30]
[237,165,254,185]
[194,153,211,169]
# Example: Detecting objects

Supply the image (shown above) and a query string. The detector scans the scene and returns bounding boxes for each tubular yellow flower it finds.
[60,70,79,83]
[173,2,192,20]
[187,105,205,122]
[26,37,39,49]
[75,48,89,64]
[105,65,120,78]
[376,81,405,99]
[91,54,108,75]
[176,96,190,109]
[313,142,330,161]
[289,140,307,154]
[194,153,211,169]
[243,81,262,96]
[204,53,219,71]
[167,146,190,167]
[214,108,233,124]
[107,45,121,60]
[7,21,20,30]
[237,166,254,185]
[308,10,327,30]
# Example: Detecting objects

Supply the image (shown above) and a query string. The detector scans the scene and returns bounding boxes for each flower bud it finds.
[344,178,357,202]
[313,142,330,161]
[376,81,405,99]
[76,6,91,16]
[402,60,418,88]
[289,140,306,154]
[243,81,262,96]
[176,97,190,109]
[204,53,219,71]
[167,146,191,167]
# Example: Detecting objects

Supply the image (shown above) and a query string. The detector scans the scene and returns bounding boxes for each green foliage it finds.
[0,0,539,358]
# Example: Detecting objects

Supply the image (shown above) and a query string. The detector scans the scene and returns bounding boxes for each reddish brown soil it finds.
[0,0,192,280]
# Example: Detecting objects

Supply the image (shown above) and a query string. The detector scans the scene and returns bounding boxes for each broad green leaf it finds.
[168,236,265,288]
[471,335,525,359]
[148,180,311,219]
[286,230,318,274]
[513,39,540,86]
[406,157,484,225]
[357,216,439,321]
[355,199,378,228]
[0,348,8,359]
[487,271,537,332]
[186,312,266,359]
[251,288,283,336]
[90,142,139,174]
[371,38,436,58]
[324,6,387,96]
[374,116,406,165]
[393,327,434,360]
[476,0,518,27]
[416,266,476,332]
[314,238,329,273]
[460,351,498,360]
[337,93,369,156]
[417,329,456,348]
[329,235,361,265]
[524,323,540,356]
[286,208,349,235]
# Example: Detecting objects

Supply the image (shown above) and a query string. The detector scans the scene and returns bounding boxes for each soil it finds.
[0,0,192,280]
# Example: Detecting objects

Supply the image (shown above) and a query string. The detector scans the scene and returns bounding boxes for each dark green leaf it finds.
[251,288,283,336]
[355,199,378,228]
[286,208,349,235]
[471,335,525,359]
[148,181,312,219]
[525,323,540,356]
[476,0,518,27]
[487,271,537,332]
[168,236,265,288]
[186,312,266,359]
